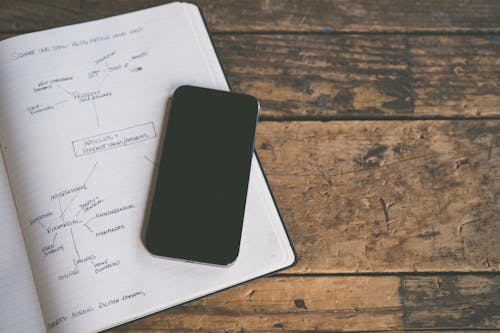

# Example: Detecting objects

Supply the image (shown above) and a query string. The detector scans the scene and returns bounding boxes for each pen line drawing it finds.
[92,98,100,127]
[144,155,158,166]
[53,100,68,107]
[84,224,93,233]
[70,228,80,259]
[58,198,64,223]
[37,220,46,230]
[56,84,75,98]
[61,161,98,217]
[84,216,98,231]
[29,50,149,127]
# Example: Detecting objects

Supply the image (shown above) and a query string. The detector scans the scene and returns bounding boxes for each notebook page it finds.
[0,150,46,332]
[0,3,294,333]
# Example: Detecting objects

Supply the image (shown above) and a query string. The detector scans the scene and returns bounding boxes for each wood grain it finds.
[402,274,500,329]
[256,120,499,273]
[109,276,403,332]
[411,36,500,118]
[106,274,499,332]
[216,34,414,119]
[1,0,500,33]
[214,34,500,119]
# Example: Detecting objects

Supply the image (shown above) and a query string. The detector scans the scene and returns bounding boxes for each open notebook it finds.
[0,3,295,332]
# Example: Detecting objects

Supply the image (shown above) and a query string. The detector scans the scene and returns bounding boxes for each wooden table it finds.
[2,1,499,331]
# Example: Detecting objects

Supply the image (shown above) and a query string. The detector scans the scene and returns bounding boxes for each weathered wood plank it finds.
[107,274,500,332]
[402,274,500,329]
[84,1,500,33]
[256,120,499,273]
[108,276,403,332]
[411,35,500,118]
[2,34,499,119]
[216,34,414,119]
[0,0,83,32]
[214,34,500,119]
[1,0,500,33]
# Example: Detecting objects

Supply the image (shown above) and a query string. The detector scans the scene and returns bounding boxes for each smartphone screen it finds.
[145,85,259,265]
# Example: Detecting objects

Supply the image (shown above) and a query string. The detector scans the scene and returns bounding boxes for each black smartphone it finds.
[145,85,259,265]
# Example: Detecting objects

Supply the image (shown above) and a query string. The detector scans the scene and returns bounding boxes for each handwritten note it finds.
[72,123,156,156]
[0,3,294,333]
[11,27,144,61]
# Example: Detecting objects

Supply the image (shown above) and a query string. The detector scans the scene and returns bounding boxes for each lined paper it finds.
[0,3,294,332]
[0,150,46,333]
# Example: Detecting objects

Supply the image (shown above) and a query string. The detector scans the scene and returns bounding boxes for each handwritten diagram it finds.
[27,161,137,280]
[23,46,159,280]
[72,122,157,157]
[27,49,149,127]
